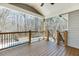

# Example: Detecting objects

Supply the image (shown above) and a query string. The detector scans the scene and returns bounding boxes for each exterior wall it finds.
[68,10,79,48]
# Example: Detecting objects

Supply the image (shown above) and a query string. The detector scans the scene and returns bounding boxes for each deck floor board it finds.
[0,40,79,56]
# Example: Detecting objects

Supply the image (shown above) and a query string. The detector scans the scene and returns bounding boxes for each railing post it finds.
[43,31,45,40]
[29,30,31,44]
[64,31,68,47]
[46,30,49,41]
[57,31,60,45]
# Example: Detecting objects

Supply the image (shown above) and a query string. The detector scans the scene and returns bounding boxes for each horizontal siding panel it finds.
[68,10,79,48]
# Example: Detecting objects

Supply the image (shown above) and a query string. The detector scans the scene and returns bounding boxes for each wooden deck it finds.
[0,40,79,56]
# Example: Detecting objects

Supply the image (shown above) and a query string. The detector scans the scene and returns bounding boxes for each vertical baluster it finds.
[10,33,11,47]
[4,34,5,48]
[13,34,15,46]
[5,34,7,46]
[5,34,6,48]
[14,34,15,45]
[0,35,1,49]
[11,34,13,46]
[1,34,3,49]
[9,34,10,46]
[12,34,14,46]
[8,34,9,47]
[10,34,12,47]
[2,34,4,48]
[3,34,4,48]
[12,34,13,46]
[46,30,49,41]
[8,34,9,46]
[8,34,9,48]
[7,34,8,48]
[2,34,3,48]
[9,34,11,46]
[29,30,31,44]
[13,34,14,46]
[9,34,11,47]
[11,34,12,46]
[0,34,2,49]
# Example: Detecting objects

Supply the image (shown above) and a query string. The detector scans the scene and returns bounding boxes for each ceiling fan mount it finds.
[41,3,54,6]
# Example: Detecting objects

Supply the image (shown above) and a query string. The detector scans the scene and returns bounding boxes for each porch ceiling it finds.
[1,3,79,19]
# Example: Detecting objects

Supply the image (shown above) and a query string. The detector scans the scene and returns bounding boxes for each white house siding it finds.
[68,10,79,49]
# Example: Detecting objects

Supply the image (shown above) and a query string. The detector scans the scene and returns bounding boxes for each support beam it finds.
[57,31,68,47]
[57,31,60,45]
[64,31,68,47]
[46,30,49,41]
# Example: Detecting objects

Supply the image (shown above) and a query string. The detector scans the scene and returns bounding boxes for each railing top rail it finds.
[0,31,45,34]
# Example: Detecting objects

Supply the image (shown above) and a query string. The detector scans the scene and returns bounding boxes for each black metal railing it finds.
[0,31,45,50]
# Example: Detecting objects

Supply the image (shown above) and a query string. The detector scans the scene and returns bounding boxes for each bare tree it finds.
[0,8,10,32]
